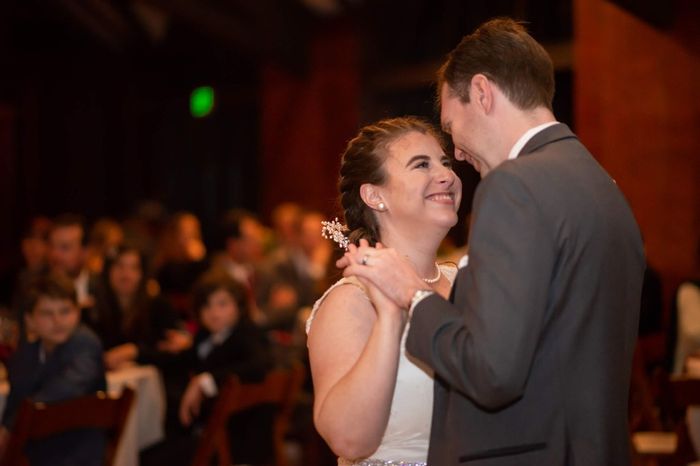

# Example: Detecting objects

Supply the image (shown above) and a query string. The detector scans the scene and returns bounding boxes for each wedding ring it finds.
[361,254,370,266]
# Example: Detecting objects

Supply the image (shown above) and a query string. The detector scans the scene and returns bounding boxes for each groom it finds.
[341,18,645,465]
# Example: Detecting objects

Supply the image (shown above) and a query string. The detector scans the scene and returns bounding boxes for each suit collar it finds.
[518,123,577,157]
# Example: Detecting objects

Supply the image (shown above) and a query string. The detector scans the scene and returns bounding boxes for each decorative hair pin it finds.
[321,217,349,250]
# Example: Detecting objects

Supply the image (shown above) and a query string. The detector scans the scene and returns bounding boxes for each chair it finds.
[663,377,700,465]
[2,388,134,466]
[191,363,306,466]
[632,374,700,466]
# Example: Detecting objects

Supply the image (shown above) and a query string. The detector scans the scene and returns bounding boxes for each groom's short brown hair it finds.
[437,17,555,111]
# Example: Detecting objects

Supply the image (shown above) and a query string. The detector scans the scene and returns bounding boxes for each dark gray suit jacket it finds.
[406,124,645,465]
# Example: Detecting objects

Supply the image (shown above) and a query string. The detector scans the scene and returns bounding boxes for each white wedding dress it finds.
[306,265,457,466]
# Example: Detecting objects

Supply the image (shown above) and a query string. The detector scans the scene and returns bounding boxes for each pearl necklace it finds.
[423,262,441,284]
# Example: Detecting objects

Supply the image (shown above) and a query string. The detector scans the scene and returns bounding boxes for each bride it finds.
[306,116,462,465]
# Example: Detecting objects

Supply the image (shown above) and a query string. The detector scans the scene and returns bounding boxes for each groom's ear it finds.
[471,74,494,114]
[360,183,385,211]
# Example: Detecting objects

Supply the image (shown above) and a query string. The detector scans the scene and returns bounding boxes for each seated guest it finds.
[13,217,52,297]
[257,210,330,332]
[0,273,106,466]
[180,270,273,420]
[269,202,303,255]
[154,212,209,322]
[97,244,191,369]
[85,218,124,275]
[7,217,52,344]
[47,214,100,320]
[667,238,700,374]
[210,209,267,324]
[142,270,275,466]
[214,209,265,291]
[668,278,700,374]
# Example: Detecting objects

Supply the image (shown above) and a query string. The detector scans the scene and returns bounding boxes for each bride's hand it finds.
[340,239,425,309]
[357,275,407,327]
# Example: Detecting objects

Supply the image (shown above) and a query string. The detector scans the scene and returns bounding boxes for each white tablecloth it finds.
[0,364,166,466]
[107,365,166,466]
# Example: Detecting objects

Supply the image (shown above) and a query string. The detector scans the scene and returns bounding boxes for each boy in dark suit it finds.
[142,270,275,466]
[0,273,106,466]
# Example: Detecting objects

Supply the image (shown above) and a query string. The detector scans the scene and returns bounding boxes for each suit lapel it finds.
[518,123,578,158]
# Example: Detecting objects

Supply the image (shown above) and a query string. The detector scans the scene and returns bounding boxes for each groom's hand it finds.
[338,239,427,309]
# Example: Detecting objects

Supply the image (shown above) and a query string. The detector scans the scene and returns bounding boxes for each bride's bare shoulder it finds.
[307,279,375,338]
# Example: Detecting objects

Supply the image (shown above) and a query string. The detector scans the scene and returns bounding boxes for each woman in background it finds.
[96,244,190,369]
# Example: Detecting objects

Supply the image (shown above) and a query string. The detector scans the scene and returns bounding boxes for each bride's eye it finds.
[414,161,429,169]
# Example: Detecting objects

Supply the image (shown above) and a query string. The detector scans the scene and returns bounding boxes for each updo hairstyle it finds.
[338,116,444,245]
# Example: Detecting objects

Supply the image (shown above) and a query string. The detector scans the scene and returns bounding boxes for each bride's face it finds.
[375,131,462,232]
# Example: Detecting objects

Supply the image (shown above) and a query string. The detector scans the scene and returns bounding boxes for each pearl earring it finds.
[378,202,386,211]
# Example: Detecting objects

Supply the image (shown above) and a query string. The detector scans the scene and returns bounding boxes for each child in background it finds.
[142,270,275,466]
[0,272,106,466]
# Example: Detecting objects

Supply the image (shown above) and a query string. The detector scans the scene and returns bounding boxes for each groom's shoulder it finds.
[474,165,534,206]
[475,148,582,204]
[481,156,540,187]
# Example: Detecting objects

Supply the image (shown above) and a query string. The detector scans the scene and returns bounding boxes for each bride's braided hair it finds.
[338,116,444,246]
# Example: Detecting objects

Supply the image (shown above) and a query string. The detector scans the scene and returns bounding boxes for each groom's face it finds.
[440,83,495,178]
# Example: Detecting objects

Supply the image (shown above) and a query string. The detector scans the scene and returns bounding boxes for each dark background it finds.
[0,0,574,261]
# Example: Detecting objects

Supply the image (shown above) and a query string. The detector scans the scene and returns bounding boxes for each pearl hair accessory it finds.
[321,218,350,250]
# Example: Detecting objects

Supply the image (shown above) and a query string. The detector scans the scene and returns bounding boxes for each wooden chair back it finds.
[664,377,700,464]
[2,388,134,466]
[636,376,700,466]
[192,363,305,466]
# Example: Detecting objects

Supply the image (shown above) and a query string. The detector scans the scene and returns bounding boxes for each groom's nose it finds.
[454,147,468,161]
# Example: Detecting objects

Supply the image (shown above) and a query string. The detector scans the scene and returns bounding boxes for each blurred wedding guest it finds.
[47,214,99,313]
[19,217,52,278]
[667,238,700,374]
[0,217,51,350]
[141,271,274,466]
[270,202,303,253]
[214,209,265,291]
[209,209,268,325]
[257,210,331,331]
[94,244,190,370]
[7,217,52,338]
[0,309,18,364]
[85,218,124,275]
[122,200,168,260]
[669,279,700,374]
[0,273,106,466]
[154,212,209,321]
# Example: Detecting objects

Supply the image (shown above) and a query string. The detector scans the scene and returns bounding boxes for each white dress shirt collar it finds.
[507,121,559,161]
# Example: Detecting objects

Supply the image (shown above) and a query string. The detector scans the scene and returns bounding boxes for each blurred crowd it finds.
[0,201,340,466]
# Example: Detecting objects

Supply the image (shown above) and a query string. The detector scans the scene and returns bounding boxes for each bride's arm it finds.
[308,283,405,460]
